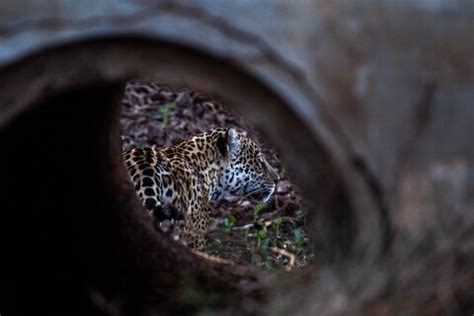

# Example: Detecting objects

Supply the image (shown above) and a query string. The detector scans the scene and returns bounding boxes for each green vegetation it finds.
[158,102,176,127]
[223,214,236,231]
[208,207,313,271]
[251,203,265,222]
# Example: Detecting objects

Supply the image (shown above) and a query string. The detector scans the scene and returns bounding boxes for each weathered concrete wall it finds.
[1,0,473,314]
[2,0,472,220]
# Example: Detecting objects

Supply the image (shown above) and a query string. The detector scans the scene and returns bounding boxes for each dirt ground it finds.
[121,81,313,270]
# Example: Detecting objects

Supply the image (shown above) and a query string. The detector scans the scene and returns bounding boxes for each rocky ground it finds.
[121,81,313,270]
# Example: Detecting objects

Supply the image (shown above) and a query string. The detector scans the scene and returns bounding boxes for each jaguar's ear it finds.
[217,128,240,157]
[216,132,228,157]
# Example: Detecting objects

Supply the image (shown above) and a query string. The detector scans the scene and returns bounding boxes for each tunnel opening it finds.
[0,83,134,315]
[0,36,368,314]
[120,80,319,270]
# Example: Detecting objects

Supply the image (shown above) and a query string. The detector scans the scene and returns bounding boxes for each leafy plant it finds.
[291,227,308,257]
[223,214,236,231]
[296,208,308,227]
[158,102,176,127]
[251,203,265,222]
[271,217,284,238]
[293,227,303,243]
[255,226,268,249]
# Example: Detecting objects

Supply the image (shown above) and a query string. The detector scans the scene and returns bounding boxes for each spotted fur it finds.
[123,127,279,249]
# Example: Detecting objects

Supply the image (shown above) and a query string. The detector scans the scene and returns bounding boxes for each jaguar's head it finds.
[214,128,279,203]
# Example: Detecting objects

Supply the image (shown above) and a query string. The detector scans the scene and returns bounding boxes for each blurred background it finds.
[0,1,473,315]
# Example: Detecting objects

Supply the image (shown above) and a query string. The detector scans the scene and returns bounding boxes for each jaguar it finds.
[123,127,279,250]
